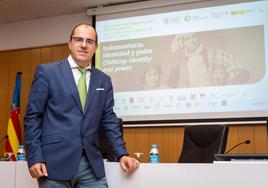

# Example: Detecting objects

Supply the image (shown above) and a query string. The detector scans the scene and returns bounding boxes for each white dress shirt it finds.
[68,55,91,91]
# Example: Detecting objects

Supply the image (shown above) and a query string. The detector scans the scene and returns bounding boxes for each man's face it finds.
[182,33,200,52]
[68,25,98,65]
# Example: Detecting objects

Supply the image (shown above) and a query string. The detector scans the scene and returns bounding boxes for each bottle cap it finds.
[152,144,158,148]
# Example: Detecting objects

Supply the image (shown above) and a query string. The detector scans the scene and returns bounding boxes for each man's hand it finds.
[29,163,48,178]
[119,156,139,175]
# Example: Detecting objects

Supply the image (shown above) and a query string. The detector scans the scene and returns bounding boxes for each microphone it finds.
[225,139,251,154]
[0,135,8,144]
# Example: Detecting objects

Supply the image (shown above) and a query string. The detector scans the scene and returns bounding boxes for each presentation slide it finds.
[95,0,268,123]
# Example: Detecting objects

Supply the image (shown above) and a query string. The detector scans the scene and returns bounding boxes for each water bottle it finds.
[149,144,160,163]
[17,145,26,161]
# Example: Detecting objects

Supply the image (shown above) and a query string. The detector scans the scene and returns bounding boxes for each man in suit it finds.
[24,23,139,188]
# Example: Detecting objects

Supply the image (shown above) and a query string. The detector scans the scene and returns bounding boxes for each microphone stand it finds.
[225,140,251,154]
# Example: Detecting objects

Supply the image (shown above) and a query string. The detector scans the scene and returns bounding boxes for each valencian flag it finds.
[5,72,22,161]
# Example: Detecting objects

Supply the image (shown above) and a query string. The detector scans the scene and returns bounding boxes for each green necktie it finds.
[77,68,87,110]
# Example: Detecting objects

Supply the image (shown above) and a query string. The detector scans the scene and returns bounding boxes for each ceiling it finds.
[0,0,146,24]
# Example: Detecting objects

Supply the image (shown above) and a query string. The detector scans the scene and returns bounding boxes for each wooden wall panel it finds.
[51,45,66,61]
[8,51,21,112]
[134,128,149,161]
[0,52,11,154]
[62,45,70,56]
[254,125,268,153]
[29,49,41,81]
[225,125,239,153]
[177,127,185,159]
[123,128,135,157]
[0,44,267,163]
[123,124,268,163]
[162,127,179,163]
[237,125,254,153]
[20,50,31,138]
[40,47,52,64]
[0,44,68,155]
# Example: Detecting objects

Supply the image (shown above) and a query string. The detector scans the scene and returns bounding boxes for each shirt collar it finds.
[68,55,91,70]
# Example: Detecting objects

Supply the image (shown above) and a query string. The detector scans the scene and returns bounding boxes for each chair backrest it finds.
[178,125,229,163]
[99,118,123,161]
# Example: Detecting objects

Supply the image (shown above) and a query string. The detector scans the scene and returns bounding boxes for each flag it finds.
[5,72,22,161]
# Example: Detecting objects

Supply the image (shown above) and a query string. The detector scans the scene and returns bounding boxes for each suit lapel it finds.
[84,67,97,114]
[60,60,83,114]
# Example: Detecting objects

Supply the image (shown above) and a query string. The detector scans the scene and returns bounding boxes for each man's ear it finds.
[68,40,72,50]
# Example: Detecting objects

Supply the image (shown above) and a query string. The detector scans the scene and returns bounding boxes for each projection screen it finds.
[94,0,268,125]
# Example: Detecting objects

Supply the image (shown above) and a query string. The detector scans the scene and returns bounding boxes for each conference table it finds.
[0,161,267,188]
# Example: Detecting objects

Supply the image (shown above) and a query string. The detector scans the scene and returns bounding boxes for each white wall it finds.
[0,12,91,51]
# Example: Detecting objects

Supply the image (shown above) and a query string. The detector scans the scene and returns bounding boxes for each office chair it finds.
[99,118,124,161]
[178,125,229,163]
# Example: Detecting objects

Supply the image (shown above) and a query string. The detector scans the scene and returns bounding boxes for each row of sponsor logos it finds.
[114,92,247,104]
[114,99,230,112]
[114,101,268,113]
[163,7,264,24]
